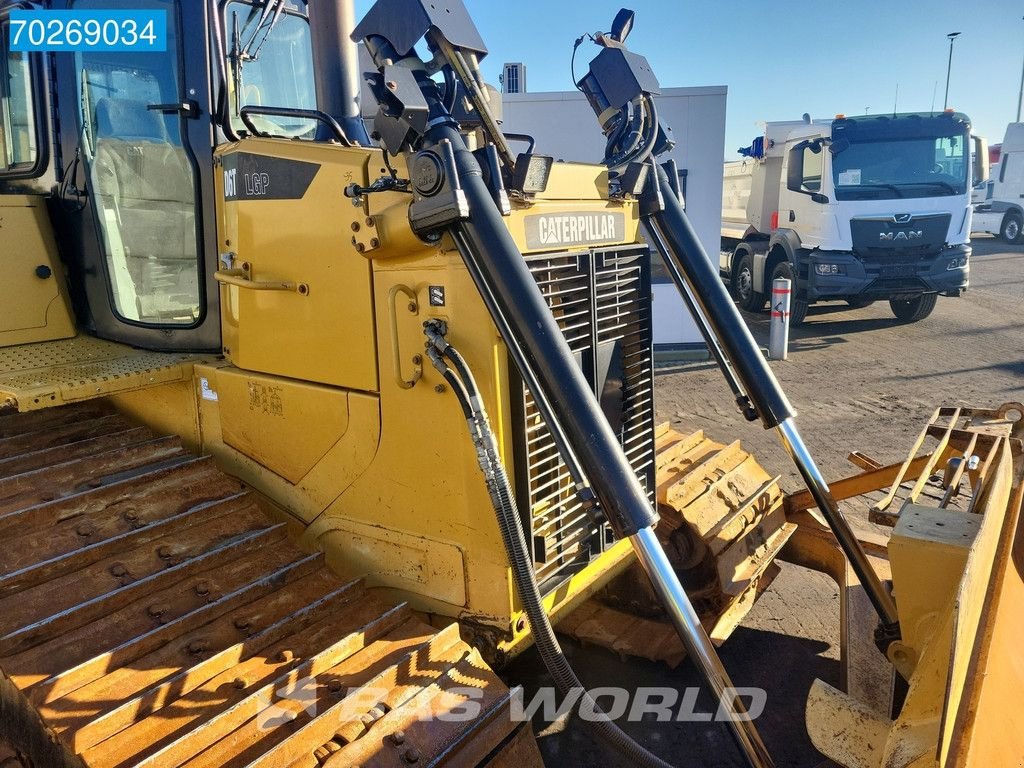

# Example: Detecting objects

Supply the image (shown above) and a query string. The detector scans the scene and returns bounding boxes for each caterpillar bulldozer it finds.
[0,1,1020,767]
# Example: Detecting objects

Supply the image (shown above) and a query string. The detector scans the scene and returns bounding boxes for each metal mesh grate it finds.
[513,244,656,593]
[0,337,200,412]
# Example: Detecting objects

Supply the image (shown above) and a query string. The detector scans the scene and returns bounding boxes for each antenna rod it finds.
[944,32,961,109]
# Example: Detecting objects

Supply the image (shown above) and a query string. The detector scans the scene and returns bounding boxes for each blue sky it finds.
[354,0,1023,158]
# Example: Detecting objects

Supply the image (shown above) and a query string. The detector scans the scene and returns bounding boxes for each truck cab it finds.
[972,123,1024,243]
[722,112,988,324]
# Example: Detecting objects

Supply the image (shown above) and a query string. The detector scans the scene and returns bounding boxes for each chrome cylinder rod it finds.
[630,527,775,768]
[642,165,900,636]
[776,418,899,627]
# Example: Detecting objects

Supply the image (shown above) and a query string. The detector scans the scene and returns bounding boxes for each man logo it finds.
[880,230,923,242]
[892,213,913,224]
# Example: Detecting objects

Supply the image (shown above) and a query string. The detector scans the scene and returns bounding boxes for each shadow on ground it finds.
[502,621,838,768]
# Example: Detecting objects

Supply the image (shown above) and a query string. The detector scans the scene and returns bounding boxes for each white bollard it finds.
[769,277,791,360]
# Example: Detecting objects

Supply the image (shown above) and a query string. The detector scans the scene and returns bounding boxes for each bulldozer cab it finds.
[2,0,216,349]
[0,0,326,353]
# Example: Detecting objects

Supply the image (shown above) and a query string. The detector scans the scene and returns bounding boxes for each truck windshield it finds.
[831,115,968,201]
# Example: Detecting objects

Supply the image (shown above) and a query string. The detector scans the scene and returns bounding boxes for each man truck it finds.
[972,122,1024,243]
[720,113,988,324]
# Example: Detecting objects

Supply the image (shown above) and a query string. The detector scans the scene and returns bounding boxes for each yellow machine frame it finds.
[105,137,644,659]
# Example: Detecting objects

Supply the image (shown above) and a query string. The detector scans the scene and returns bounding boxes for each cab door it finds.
[53,0,220,351]
[0,6,75,347]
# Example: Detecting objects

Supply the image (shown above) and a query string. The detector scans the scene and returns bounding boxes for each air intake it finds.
[513,244,656,593]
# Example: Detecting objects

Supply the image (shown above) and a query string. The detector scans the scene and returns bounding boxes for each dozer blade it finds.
[0,402,540,768]
[561,423,795,665]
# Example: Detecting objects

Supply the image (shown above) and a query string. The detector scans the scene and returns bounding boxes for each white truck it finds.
[720,112,988,324]
[972,123,1023,243]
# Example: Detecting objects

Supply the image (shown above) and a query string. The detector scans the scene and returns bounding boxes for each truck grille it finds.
[850,213,951,261]
[512,244,656,594]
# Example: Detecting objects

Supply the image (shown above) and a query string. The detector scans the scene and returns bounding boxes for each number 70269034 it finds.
[8,10,167,53]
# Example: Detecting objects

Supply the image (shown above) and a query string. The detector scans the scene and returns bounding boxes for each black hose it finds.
[605,102,646,169]
[606,96,659,171]
[442,67,460,115]
[425,327,677,768]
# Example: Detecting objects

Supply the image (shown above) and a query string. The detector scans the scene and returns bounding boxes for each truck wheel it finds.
[1000,213,1023,244]
[734,253,765,311]
[770,262,808,325]
[889,294,937,323]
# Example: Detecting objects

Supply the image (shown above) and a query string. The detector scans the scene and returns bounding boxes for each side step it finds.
[0,402,540,768]
[562,424,795,664]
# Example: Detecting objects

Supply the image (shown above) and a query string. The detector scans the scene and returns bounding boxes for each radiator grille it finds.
[513,244,656,594]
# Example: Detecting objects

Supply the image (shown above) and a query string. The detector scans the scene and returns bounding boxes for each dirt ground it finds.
[506,236,1024,767]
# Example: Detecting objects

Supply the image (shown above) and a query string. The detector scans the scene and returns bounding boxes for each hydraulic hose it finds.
[422,325,680,768]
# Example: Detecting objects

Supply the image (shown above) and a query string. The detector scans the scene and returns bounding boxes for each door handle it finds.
[147,100,199,118]
[214,266,309,295]
[387,284,423,390]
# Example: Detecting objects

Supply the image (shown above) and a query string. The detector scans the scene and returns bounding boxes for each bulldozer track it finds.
[0,402,539,768]
[561,423,795,663]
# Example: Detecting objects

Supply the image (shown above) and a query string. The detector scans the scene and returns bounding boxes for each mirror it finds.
[787,143,829,202]
[972,135,989,186]
[828,136,850,155]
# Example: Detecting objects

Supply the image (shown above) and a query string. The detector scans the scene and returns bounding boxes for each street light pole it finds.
[1017,17,1024,122]
[944,32,961,110]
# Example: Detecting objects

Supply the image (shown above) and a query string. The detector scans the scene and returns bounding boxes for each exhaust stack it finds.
[309,0,370,144]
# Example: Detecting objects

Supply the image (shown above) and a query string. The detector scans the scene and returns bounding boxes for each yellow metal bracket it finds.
[387,284,422,389]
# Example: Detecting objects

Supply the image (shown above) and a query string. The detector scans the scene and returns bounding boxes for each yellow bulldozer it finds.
[0,1,1020,767]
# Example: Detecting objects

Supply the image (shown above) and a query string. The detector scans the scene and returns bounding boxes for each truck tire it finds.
[889,293,937,323]
[770,261,808,325]
[1000,212,1023,244]
[734,252,766,311]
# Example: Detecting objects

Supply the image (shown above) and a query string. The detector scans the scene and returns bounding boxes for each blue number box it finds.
[9,10,167,52]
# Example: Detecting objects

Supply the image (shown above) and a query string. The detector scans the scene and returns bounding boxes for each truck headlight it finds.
[946,256,968,270]
[814,263,845,275]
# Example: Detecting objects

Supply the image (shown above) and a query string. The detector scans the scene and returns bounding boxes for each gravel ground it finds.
[506,236,1024,767]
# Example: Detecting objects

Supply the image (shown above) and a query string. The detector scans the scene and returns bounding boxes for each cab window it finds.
[0,20,39,174]
[801,145,822,192]
[72,0,203,326]
[225,0,317,137]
